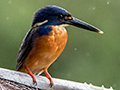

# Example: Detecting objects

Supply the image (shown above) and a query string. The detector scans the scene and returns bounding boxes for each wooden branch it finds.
[0,68,113,90]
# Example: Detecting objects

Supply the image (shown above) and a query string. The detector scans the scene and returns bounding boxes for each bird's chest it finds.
[48,25,68,51]
[25,26,68,72]
[32,25,68,61]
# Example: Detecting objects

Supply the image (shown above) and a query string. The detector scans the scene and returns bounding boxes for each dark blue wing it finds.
[16,27,39,70]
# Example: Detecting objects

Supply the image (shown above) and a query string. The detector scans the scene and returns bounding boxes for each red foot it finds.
[27,67,37,85]
[44,69,53,87]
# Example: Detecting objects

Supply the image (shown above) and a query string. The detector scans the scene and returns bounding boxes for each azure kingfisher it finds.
[16,5,103,87]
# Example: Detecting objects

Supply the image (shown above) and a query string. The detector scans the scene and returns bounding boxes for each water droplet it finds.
[8,1,12,4]
[74,48,77,51]
[107,2,110,5]
[93,7,95,10]
[6,17,9,20]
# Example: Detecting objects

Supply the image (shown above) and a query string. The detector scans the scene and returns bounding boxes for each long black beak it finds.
[67,17,103,34]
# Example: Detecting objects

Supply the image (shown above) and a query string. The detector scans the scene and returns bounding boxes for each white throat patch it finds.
[57,24,69,30]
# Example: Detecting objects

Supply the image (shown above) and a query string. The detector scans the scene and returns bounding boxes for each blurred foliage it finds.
[0,0,120,89]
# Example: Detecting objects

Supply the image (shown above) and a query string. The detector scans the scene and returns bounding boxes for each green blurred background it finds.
[0,0,120,89]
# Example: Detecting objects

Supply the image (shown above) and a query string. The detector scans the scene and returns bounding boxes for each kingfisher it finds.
[16,5,103,87]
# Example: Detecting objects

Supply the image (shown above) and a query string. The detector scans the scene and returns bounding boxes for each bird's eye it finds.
[58,14,64,19]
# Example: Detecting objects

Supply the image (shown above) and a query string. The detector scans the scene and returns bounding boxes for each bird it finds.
[16,5,103,87]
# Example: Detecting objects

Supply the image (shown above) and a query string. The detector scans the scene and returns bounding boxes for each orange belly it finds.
[19,26,68,75]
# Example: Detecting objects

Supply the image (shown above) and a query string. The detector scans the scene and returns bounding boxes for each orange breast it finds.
[20,26,68,75]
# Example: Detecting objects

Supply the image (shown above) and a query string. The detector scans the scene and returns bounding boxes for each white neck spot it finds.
[33,20,48,27]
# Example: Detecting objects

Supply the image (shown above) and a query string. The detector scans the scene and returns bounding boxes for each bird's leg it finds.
[27,67,37,85]
[44,69,53,87]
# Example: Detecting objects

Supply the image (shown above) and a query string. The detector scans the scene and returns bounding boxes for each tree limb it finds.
[0,68,113,90]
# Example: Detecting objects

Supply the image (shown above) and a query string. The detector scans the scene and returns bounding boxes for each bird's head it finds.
[32,5,103,34]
